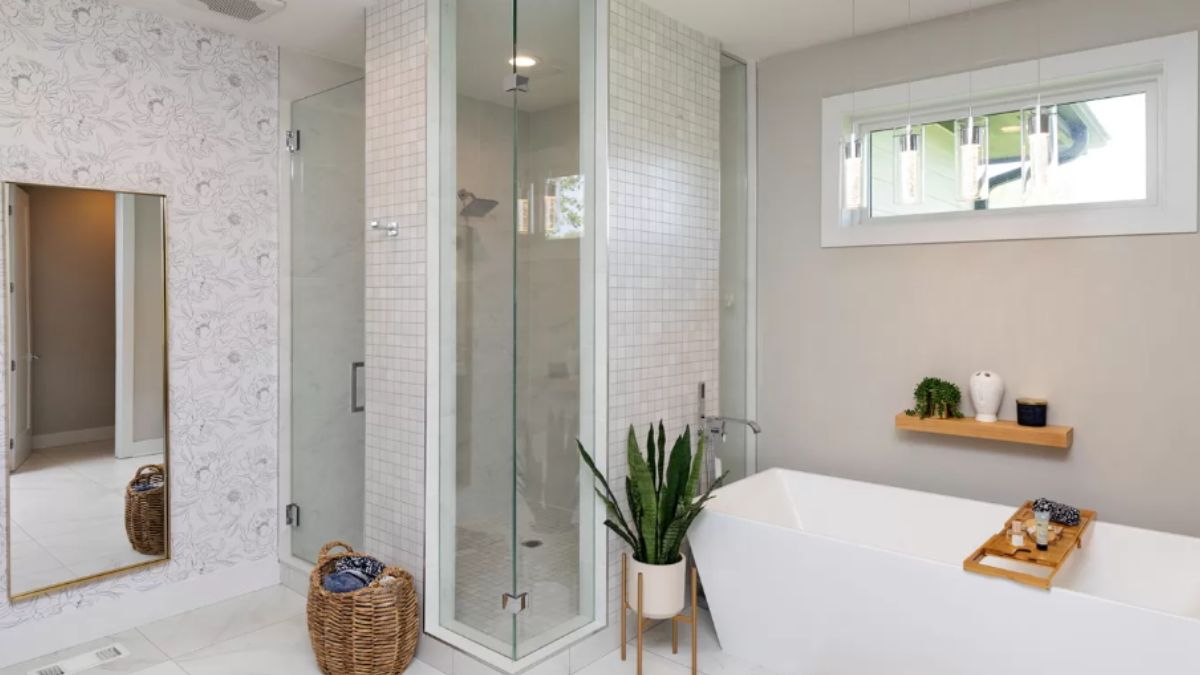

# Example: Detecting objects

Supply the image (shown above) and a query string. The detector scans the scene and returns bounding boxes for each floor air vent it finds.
[28,643,128,675]
[180,0,287,23]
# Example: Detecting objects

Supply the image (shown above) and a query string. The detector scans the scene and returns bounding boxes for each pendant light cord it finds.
[966,0,974,119]
[849,0,857,117]
[905,0,913,129]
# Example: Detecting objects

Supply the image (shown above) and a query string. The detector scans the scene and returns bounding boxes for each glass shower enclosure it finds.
[428,0,604,665]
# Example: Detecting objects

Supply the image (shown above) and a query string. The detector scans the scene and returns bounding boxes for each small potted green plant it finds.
[577,422,725,619]
[905,377,965,419]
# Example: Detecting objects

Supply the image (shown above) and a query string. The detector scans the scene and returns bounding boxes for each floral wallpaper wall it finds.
[0,0,278,626]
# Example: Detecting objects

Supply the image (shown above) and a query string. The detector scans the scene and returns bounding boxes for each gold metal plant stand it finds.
[620,553,699,675]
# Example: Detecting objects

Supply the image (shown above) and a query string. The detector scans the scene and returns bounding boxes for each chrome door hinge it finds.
[286,129,301,153]
[285,503,300,527]
[501,592,529,614]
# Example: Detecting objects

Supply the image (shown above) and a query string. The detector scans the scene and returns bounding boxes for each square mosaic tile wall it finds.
[605,0,722,623]
[363,0,428,594]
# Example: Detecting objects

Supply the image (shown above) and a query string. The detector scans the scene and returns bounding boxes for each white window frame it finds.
[821,31,1197,248]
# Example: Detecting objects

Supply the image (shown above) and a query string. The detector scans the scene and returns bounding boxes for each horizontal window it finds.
[820,31,1198,248]
[869,92,1148,219]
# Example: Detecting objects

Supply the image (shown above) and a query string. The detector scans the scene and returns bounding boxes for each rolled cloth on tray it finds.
[1032,498,1081,526]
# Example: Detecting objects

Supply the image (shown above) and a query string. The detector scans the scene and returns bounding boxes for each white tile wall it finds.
[605,0,722,625]
[362,0,720,669]
[364,0,428,594]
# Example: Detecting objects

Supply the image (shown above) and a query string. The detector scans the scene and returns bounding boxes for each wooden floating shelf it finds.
[895,413,1073,449]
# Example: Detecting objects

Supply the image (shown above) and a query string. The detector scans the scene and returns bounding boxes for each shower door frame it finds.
[422,0,610,670]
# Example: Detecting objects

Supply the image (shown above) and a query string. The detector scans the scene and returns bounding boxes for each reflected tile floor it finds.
[8,441,165,595]
[4,585,766,675]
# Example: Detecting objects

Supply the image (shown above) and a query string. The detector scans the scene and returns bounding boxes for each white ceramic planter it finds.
[969,371,1005,423]
[627,554,687,619]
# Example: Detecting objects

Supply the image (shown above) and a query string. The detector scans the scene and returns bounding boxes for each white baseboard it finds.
[33,426,115,450]
[0,557,280,668]
[116,436,165,459]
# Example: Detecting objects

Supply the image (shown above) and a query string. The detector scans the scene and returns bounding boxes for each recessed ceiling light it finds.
[509,55,538,68]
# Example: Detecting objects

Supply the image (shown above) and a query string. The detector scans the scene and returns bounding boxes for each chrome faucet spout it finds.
[723,417,762,434]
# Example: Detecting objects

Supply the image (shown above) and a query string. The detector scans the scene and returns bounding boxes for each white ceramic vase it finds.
[627,554,687,619]
[969,371,1004,423]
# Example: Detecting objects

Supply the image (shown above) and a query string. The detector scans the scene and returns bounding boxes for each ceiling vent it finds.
[179,0,287,23]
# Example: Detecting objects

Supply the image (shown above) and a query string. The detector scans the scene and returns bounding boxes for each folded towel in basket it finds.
[323,569,374,593]
[322,555,386,593]
[131,475,165,492]
[1032,498,1081,526]
[333,555,385,579]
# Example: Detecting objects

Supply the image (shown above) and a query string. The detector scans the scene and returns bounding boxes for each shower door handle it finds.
[350,361,365,412]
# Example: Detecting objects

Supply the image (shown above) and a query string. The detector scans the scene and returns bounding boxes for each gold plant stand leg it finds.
[621,553,646,675]
[621,553,628,662]
[669,564,700,675]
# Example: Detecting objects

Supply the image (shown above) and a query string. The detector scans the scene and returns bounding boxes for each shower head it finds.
[458,189,499,218]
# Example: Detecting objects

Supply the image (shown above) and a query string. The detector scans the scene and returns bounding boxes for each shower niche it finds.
[427,0,605,667]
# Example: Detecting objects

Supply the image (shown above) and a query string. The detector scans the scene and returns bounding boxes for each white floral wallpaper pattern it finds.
[0,0,278,627]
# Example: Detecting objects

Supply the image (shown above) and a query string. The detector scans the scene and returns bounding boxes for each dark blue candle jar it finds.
[1017,398,1048,427]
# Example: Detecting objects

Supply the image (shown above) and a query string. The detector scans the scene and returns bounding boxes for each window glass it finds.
[870,92,1147,218]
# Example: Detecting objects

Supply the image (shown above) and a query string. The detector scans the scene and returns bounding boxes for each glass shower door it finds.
[289,79,367,563]
[436,0,598,662]
[513,0,596,657]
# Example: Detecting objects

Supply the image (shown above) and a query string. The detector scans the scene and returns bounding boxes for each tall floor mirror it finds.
[4,183,168,600]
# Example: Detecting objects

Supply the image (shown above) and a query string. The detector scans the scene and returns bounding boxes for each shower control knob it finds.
[368,219,380,230]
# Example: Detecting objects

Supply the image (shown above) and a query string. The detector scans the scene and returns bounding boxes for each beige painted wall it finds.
[27,186,116,438]
[756,0,1200,537]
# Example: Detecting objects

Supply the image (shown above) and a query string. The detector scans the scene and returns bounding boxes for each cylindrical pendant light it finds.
[1021,2,1056,198]
[894,124,925,205]
[1022,101,1058,195]
[955,115,989,202]
[841,134,865,212]
[840,0,865,218]
[953,0,989,203]
[893,0,924,207]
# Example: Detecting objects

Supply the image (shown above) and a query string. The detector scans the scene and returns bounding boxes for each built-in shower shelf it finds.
[894,413,1073,449]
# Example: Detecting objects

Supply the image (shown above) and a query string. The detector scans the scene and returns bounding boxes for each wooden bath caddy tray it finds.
[963,501,1096,590]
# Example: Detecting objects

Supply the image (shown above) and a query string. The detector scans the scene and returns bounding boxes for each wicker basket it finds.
[307,541,420,675]
[124,464,166,556]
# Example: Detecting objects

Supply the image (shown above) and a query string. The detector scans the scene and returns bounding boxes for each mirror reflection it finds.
[5,183,168,599]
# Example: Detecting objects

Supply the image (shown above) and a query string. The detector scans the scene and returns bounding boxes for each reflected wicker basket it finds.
[307,541,420,675]
[124,464,166,556]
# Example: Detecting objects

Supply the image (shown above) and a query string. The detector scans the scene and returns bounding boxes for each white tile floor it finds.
[3,585,768,675]
[8,441,166,595]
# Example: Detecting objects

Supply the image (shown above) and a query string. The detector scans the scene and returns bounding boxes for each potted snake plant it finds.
[577,422,726,619]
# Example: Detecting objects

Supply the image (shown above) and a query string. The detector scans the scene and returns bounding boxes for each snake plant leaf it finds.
[658,426,691,549]
[646,425,658,496]
[603,519,638,551]
[626,426,659,563]
[681,430,705,510]
[657,420,666,490]
[595,487,637,547]
[578,440,634,538]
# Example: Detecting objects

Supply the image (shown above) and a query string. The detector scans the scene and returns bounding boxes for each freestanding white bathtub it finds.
[689,468,1200,675]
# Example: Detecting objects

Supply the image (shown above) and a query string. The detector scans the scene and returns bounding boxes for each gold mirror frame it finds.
[3,181,171,602]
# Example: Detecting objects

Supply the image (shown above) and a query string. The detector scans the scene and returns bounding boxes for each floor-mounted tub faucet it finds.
[697,382,762,489]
